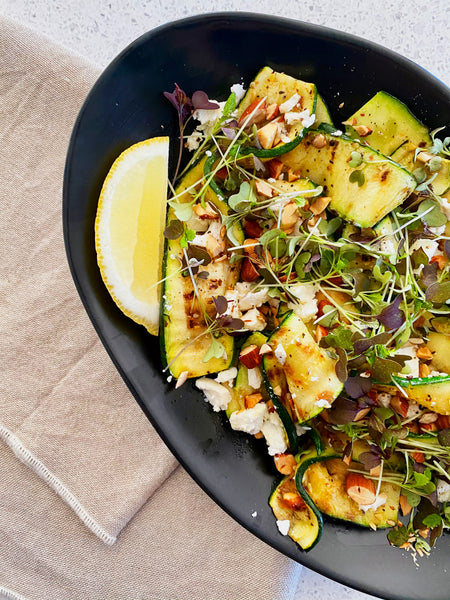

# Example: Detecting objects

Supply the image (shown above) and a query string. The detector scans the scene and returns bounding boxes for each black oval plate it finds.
[63,13,450,600]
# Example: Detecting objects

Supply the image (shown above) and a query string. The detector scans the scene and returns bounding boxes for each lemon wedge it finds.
[95,137,169,335]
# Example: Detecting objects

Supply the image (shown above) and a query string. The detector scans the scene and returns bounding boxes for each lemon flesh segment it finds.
[95,137,169,335]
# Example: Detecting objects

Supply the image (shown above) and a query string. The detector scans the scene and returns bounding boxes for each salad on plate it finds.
[95,66,450,558]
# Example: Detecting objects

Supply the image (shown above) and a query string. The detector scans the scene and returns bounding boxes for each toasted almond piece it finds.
[312,133,327,148]
[287,168,300,182]
[346,473,377,505]
[316,324,328,344]
[245,392,263,409]
[255,179,273,198]
[437,414,450,429]
[419,528,430,538]
[419,411,438,424]
[175,370,189,389]
[244,220,263,238]
[390,395,409,418]
[326,458,349,477]
[353,124,373,137]
[238,98,267,127]
[416,346,433,360]
[193,202,219,219]
[259,343,272,355]
[419,363,431,377]
[354,407,371,422]
[370,465,381,477]
[257,121,279,149]
[309,196,331,215]
[274,453,297,476]
[206,234,225,257]
[412,451,425,463]
[267,159,284,179]
[430,255,447,270]
[281,201,299,231]
[265,102,280,121]
[369,523,377,531]
[416,151,435,163]
[273,385,282,397]
[254,431,264,439]
[241,257,260,282]
[281,492,306,511]
[239,344,262,369]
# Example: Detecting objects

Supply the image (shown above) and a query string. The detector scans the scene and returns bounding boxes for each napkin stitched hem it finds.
[0,426,116,545]
[0,585,28,600]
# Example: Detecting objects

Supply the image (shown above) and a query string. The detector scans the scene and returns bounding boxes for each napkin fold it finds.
[0,15,301,600]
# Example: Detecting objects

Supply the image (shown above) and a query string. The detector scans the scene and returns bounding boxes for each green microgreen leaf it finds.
[268,237,287,259]
[203,336,226,363]
[422,513,442,528]
[418,199,447,227]
[412,167,427,183]
[349,169,365,187]
[348,151,363,168]
[323,326,353,350]
[428,156,442,172]
[387,525,409,547]
[371,357,402,383]
[169,200,194,222]
[259,228,286,248]
[426,281,450,304]
[402,488,421,508]
[294,251,312,279]
[228,181,257,211]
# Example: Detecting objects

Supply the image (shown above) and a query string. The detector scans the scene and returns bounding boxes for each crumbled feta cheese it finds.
[287,283,319,322]
[224,288,240,319]
[409,239,441,261]
[186,131,203,151]
[235,282,271,311]
[428,224,446,235]
[242,307,266,331]
[215,367,238,385]
[251,510,258,518]
[406,402,422,419]
[193,100,225,128]
[196,377,232,412]
[315,398,332,409]
[295,423,310,436]
[229,402,267,434]
[230,83,246,103]
[283,111,303,125]
[205,150,212,157]
[279,93,300,114]
[261,411,288,456]
[301,112,316,129]
[276,519,291,536]
[167,375,173,383]
[438,196,450,219]
[247,367,263,390]
[191,220,223,248]
[396,342,420,379]
[330,129,343,136]
[310,376,319,382]
[377,392,392,408]
[274,343,287,366]
[359,494,387,513]
[437,479,450,502]
[175,371,189,388]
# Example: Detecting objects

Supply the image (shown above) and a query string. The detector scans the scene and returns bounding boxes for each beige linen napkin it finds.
[0,15,301,600]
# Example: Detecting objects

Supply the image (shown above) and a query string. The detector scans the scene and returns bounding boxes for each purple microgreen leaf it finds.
[213,295,228,315]
[352,271,371,296]
[353,332,392,355]
[191,90,220,110]
[371,357,402,383]
[345,373,372,399]
[335,347,348,383]
[349,228,376,243]
[253,155,266,172]
[188,245,211,267]
[375,296,405,330]
[445,240,450,259]
[426,281,450,304]
[430,521,444,547]
[163,219,184,240]
[163,83,193,123]
[304,252,321,273]
[222,127,237,140]
[327,397,360,425]
[422,262,438,288]
[359,451,382,471]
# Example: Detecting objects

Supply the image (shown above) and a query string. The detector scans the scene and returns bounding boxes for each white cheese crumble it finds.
[261,411,288,456]
[396,342,420,379]
[195,377,232,412]
[287,283,319,323]
[315,399,332,409]
[215,367,238,385]
[229,403,267,435]
[438,196,450,219]
[358,494,387,513]
[376,392,392,408]
[235,282,271,312]
[242,307,266,331]
[428,224,446,235]
[276,519,291,536]
[437,479,450,503]
[247,367,263,390]
[230,83,246,103]
[279,93,300,113]
[409,239,441,261]
[274,343,287,366]
[251,510,258,518]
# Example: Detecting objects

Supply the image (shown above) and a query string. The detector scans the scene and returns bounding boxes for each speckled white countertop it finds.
[2,1,449,600]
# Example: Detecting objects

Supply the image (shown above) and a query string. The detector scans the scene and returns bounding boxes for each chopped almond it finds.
[317,299,333,317]
[245,392,263,409]
[193,202,219,219]
[254,431,264,439]
[316,324,328,344]
[265,102,280,121]
[239,344,262,368]
[399,495,412,516]
[244,219,263,238]
[267,159,284,179]
[353,125,373,137]
[259,343,272,355]
[420,422,438,433]
[287,168,300,182]
[419,411,438,424]
[346,473,377,505]
[436,415,450,429]
[309,196,331,215]
[274,453,297,476]
[416,151,435,163]
[370,465,381,477]
[255,179,273,198]
[238,98,266,127]
[416,346,433,360]
[281,492,306,511]
[390,395,409,418]
[272,385,282,397]
[257,121,279,149]
[430,255,447,270]
[412,451,425,464]
[312,133,327,148]
[281,201,299,231]
[241,257,260,282]
[354,407,371,422]
[419,363,431,377]
[243,238,259,259]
